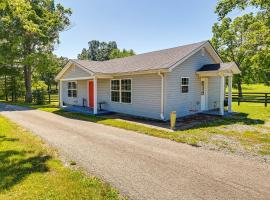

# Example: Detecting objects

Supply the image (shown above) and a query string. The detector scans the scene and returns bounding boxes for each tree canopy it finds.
[212,0,270,92]
[0,0,71,102]
[78,40,135,61]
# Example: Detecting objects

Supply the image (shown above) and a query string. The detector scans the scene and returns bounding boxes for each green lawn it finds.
[0,115,123,200]
[232,83,270,93]
[2,100,269,158]
[1,83,270,159]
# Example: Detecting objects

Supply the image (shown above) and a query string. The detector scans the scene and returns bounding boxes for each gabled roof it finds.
[56,40,223,80]
[72,40,219,73]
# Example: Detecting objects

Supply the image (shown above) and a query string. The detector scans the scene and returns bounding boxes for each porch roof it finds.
[196,62,241,77]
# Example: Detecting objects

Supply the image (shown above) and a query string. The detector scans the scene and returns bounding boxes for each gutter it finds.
[158,71,165,120]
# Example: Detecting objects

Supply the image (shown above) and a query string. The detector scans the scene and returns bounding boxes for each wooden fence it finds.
[227,93,270,107]
[32,90,59,104]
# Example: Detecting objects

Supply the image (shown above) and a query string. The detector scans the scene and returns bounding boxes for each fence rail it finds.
[32,90,59,104]
[226,92,270,107]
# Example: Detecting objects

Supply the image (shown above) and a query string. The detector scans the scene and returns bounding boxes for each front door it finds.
[200,78,208,111]
[89,81,94,108]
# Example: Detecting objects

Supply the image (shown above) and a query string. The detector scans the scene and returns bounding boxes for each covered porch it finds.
[59,75,111,115]
[197,62,241,116]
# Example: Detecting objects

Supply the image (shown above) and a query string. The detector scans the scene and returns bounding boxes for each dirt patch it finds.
[104,113,219,131]
[198,134,270,164]
[218,124,257,132]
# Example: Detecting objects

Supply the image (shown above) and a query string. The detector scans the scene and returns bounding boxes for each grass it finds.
[0,115,123,200]
[3,100,269,157]
[1,84,270,158]
[232,83,270,93]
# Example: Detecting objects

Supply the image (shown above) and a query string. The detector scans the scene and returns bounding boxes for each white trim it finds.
[55,60,94,81]
[59,80,63,107]
[110,78,132,104]
[94,77,98,114]
[67,81,78,98]
[158,72,165,120]
[228,76,233,113]
[219,76,225,115]
[181,77,190,93]
[200,78,208,111]
[60,77,94,81]
[87,80,90,107]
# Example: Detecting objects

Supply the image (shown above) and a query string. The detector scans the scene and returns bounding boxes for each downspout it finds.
[158,72,165,120]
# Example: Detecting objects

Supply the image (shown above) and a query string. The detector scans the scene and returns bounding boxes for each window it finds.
[201,80,205,95]
[111,80,120,102]
[68,81,77,97]
[181,77,189,93]
[111,79,132,103]
[121,79,131,103]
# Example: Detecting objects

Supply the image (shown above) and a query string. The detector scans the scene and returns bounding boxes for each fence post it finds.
[265,93,268,107]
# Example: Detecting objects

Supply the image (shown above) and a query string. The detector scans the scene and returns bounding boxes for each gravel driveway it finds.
[0,103,270,200]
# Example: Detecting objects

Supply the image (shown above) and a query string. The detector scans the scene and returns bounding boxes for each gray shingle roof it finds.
[71,41,208,74]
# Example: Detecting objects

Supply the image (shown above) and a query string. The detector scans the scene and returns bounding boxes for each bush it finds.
[33,89,46,105]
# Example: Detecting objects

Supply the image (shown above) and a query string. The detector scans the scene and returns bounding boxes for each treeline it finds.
[0,0,71,102]
[78,40,135,61]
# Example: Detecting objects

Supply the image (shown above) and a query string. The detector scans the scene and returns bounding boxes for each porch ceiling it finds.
[196,62,241,77]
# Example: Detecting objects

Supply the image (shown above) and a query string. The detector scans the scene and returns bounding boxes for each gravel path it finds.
[0,103,270,200]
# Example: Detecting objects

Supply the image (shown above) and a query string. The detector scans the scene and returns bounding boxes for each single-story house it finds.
[55,40,240,121]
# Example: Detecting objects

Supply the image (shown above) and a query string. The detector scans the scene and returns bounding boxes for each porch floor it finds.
[201,109,235,116]
[62,105,112,116]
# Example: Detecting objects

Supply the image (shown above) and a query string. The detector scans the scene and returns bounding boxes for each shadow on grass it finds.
[180,112,265,131]
[0,135,51,191]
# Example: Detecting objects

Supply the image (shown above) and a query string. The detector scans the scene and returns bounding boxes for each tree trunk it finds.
[24,65,32,103]
[237,78,243,97]
[4,75,8,101]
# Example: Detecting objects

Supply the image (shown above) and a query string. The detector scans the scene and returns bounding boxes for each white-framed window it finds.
[111,80,120,102]
[181,77,189,93]
[68,81,77,98]
[111,79,132,103]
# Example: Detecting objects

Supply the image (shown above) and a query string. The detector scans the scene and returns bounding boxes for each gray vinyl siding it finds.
[97,74,161,119]
[62,65,91,79]
[62,80,88,106]
[164,49,218,119]
[208,77,221,110]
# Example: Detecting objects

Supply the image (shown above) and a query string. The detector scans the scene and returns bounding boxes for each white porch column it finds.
[228,76,233,113]
[59,80,63,107]
[219,76,225,115]
[93,77,98,114]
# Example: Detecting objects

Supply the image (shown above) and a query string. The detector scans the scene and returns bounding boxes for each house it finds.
[55,41,240,121]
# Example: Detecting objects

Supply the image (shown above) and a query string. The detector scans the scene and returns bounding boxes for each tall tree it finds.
[212,0,270,92]
[0,0,71,102]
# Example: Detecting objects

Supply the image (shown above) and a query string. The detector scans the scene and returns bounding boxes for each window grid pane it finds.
[121,91,131,103]
[111,91,120,102]
[111,80,120,90]
[181,78,189,93]
[121,79,131,91]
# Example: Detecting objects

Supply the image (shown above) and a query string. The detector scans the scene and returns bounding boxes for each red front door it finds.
[89,81,94,108]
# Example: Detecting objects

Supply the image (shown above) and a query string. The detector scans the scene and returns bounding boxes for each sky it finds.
[53,0,236,59]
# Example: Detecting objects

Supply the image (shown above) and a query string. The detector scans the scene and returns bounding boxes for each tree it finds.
[0,0,71,102]
[212,0,270,92]
[109,49,135,59]
[77,48,89,60]
[77,40,135,61]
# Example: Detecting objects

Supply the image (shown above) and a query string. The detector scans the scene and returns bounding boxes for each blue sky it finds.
[53,0,231,58]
